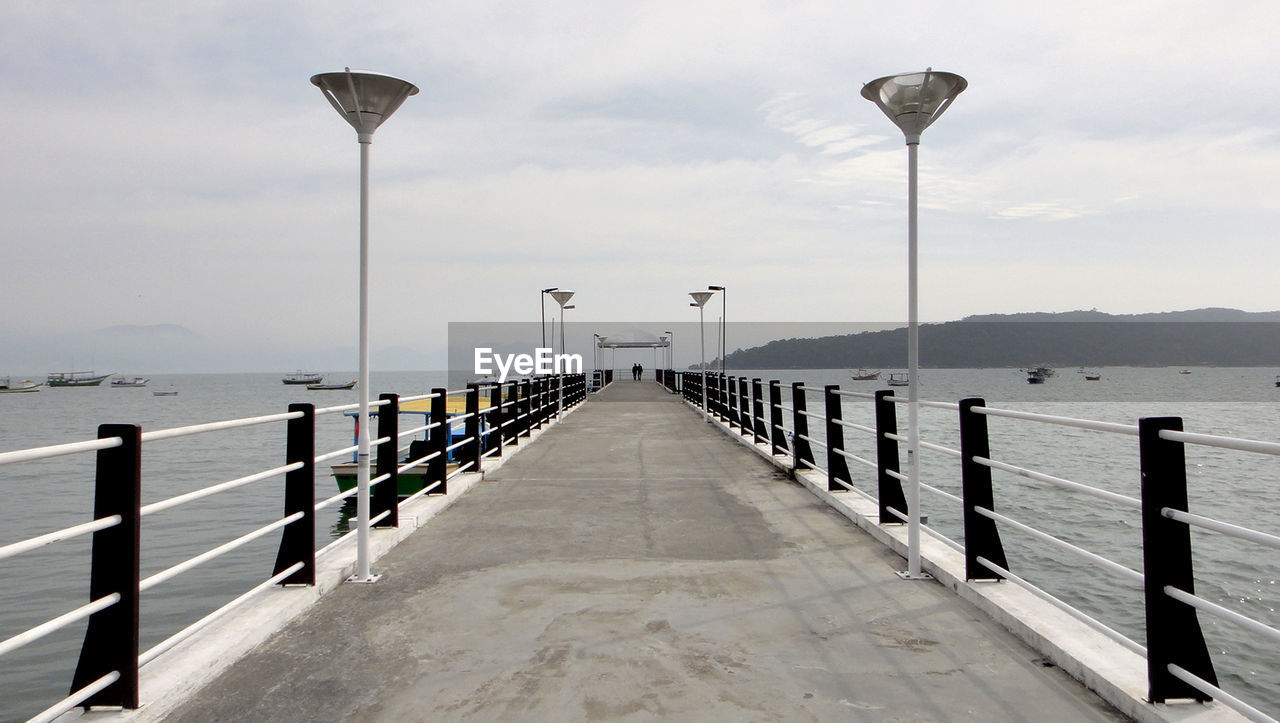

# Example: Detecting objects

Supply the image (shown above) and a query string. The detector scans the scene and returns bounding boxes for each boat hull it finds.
[331,462,456,497]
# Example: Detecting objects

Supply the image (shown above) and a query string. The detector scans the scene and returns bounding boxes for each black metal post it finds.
[274,403,315,585]
[791,382,815,469]
[518,379,532,438]
[769,380,787,457]
[875,389,908,525]
[1138,416,1218,703]
[489,383,504,457]
[428,388,448,494]
[465,383,482,471]
[958,398,1007,581]
[738,377,751,438]
[373,393,399,528]
[824,385,852,491]
[752,378,768,443]
[71,424,141,709]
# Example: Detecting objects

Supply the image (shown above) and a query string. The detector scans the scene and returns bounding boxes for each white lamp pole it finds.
[550,290,575,413]
[862,69,966,580]
[709,285,725,372]
[312,68,418,584]
[690,291,715,421]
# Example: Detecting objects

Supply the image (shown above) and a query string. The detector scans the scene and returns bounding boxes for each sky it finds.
[2,1,1279,372]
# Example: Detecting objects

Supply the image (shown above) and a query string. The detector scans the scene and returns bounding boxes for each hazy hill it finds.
[718,309,1280,369]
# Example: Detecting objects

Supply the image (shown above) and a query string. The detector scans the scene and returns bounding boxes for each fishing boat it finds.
[307,381,356,390]
[1084,374,1102,381]
[110,376,150,388]
[1025,366,1055,384]
[153,389,178,396]
[46,371,111,387]
[331,396,491,496]
[850,368,881,381]
[886,373,909,387]
[0,377,41,393]
[282,371,324,385]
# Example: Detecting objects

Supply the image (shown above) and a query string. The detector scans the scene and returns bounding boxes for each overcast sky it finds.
[2,1,1278,372]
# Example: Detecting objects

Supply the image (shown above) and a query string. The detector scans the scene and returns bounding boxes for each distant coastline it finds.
[714,308,1280,369]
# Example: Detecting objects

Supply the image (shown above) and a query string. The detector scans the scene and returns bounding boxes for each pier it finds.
[3,372,1276,721]
[159,380,1121,720]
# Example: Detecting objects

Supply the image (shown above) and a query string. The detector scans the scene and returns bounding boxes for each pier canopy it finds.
[598,339,669,349]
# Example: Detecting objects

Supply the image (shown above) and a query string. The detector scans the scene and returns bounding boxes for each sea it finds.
[0,367,1277,720]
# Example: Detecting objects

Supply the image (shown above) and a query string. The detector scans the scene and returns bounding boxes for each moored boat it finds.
[850,368,881,381]
[1025,365,1055,384]
[0,377,41,393]
[46,371,111,387]
[282,371,324,385]
[110,376,150,388]
[307,381,356,390]
[886,372,909,387]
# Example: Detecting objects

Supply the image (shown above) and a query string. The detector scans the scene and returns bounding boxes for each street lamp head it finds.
[689,291,714,307]
[708,285,725,291]
[311,68,419,142]
[550,289,575,307]
[541,287,559,294]
[861,69,966,144]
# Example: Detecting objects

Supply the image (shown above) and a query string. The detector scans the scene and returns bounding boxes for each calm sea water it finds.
[1,368,1277,720]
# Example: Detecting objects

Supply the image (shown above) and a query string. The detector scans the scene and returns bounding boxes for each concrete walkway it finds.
[165,381,1123,721]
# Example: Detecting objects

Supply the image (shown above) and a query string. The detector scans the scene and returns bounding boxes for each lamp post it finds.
[862,68,966,580]
[709,285,725,372]
[540,287,559,351]
[663,330,674,372]
[690,291,715,421]
[550,290,575,413]
[311,68,418,584]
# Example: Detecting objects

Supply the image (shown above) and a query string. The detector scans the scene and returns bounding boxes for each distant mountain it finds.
[718,309,1280,369]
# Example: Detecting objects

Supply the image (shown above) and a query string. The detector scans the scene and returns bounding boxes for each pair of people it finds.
[631,363,644,380]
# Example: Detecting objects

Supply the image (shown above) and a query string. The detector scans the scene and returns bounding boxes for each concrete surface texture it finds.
[164,380,1124,721]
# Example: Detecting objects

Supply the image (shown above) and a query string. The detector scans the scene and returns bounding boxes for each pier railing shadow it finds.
[0,373,589,722]
[668,368,1277,722]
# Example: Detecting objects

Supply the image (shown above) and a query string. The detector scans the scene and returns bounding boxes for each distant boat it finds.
[153,388,178,396]
[886,372,909,387]
[1180,369,1192,374]
[307,381,356,390]
[1084,374,1101,381]
[1025,366,1055,384]
[47,371,111,387]
[0,377,41,393]
[282,371,324,385]
[110,376,150,388]
[850,368,881,381]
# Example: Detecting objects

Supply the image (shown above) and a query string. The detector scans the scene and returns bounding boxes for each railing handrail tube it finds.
[976,556,1147,657]
[972,405,1139,436]
[0,593,120,659]
[29,671,121,723]
[139,512,304,592]
[974,455,1143,510]
[1166,665,1275,723]
[833,389,876,400]
[140,462,304,517]
[0,515,122,563]
[1161,507,1280,549]
[974,505,1144,584]
[138,562,303,668]
[1163,585,1280,647]
[140,411,304,443]
[0,436,122,467]
[1160,428,1280,457]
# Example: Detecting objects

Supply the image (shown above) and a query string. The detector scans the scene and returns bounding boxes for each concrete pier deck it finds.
[164,381,1123,721]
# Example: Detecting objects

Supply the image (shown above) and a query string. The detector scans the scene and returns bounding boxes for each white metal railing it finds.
[679,372,1278,720]
[0,373,591,719]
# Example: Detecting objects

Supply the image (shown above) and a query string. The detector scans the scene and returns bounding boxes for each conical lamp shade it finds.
[312,68,419,138]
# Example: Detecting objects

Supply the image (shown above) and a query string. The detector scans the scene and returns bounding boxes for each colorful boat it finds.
[46,371,111,387]
[331,395,492,496]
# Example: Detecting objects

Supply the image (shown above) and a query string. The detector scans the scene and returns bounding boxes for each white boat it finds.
[886,373,909,387]
[850,368,881,381]
[110,376,150,388]
[283,371,324,385]
[0,377,41,393]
